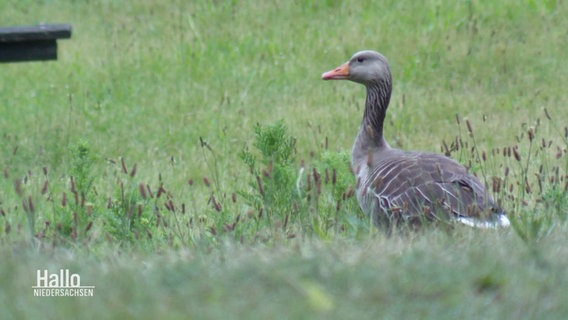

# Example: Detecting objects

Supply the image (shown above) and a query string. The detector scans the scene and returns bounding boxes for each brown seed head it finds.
[466,120,473,135]
[121,158,128,174]
[139,183,147,199]
[513,147,521,161]
[130,164,137,177]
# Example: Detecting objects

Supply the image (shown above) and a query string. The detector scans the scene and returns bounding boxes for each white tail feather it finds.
[456,214,510,229]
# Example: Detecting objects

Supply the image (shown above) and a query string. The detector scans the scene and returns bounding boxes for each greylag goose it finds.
[322,50,510,228]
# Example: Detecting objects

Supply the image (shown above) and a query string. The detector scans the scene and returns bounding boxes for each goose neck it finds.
[359,80,391,147]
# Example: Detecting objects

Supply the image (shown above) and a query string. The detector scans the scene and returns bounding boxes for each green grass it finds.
[4,231,568,319]
[0,0,567,318]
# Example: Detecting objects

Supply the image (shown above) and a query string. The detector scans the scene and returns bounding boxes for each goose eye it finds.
[357,57,364,63]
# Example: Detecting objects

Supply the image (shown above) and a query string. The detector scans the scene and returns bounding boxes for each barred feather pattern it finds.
[354,150,508,227]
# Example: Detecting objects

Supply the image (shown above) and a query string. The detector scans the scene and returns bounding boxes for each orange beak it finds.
[321,62,350,80]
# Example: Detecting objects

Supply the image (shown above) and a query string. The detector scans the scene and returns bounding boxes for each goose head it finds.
[321,50,391,86]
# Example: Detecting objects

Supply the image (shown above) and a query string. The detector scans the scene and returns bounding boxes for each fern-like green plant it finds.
[69,140,95,197]
[239,120,298,224]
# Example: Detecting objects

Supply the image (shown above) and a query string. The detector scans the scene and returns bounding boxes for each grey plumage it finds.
[322,50,510,228]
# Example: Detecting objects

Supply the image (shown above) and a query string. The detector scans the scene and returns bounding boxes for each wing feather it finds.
[356,151,506,226]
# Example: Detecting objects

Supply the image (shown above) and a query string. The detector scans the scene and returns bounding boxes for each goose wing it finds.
[358,152,500,224]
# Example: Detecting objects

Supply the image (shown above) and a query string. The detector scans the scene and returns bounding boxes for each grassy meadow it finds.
[1,0,567,318]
